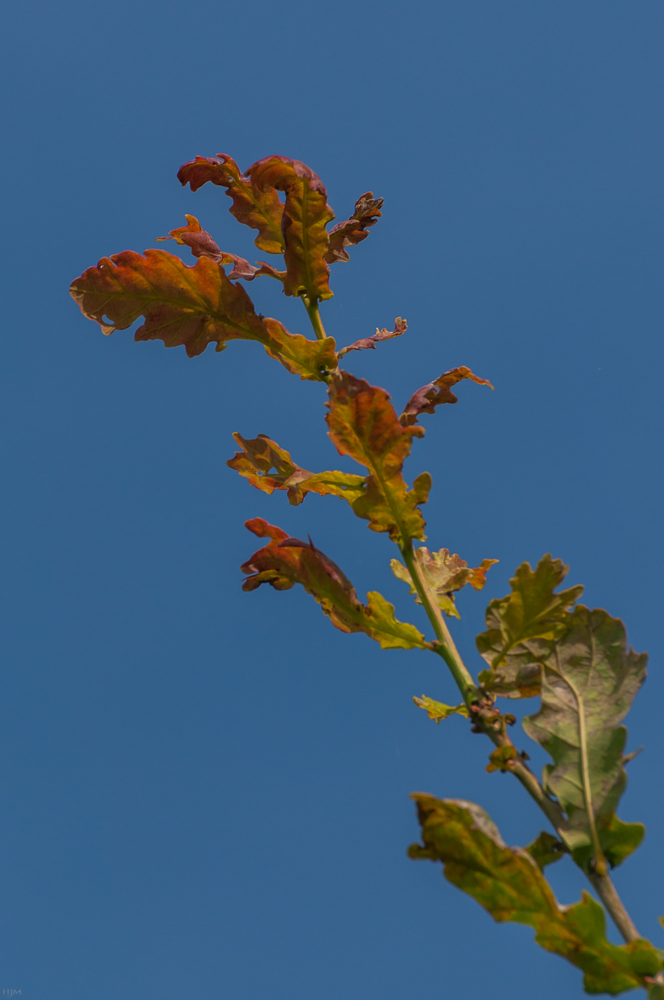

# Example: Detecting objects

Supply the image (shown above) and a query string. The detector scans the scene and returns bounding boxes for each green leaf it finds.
[70,250,336,381]
[519,605,647,871]
[241,518,429,650]
[412,695,469,723]
[525,831,566,871]
[477,555,584,698]
[409,795,658,995]
[326,373,429,545]
[391,546,497,618]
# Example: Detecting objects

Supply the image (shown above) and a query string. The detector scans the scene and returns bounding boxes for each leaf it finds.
[486,745,520,773]
[391,547,498,618]
[520,605,647,871]
[240,518,428,651]
[400,367,493,427]
[525,831,566,871]
[177,154,284,254]
[227,433,366,506]
[324,191,383,264]
[413,695,469,723]
[408,794,658,995]
[70,249,336,380]
[156,215,285,282]
[477,555,585,698]
[247,155,335,301]
[326,373,429,544]
[338,317,407,358]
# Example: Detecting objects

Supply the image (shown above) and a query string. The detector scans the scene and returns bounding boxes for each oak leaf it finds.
[326,373,429,544]
[177,154,284,254]
[69,249,336,380]
[338,318,407,358]
[324,191,383,264]
[412,695,469,723]
[240,519,428,650]
[227,433,365,506]
[521,606,647,871]
[409,795,659,995]
[400,367,493,426]
[391,547,497,618]
[477,555,584,698]
[247,155,335,301]
[156,215,285,282]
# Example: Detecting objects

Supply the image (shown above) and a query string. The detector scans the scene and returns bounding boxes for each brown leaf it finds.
[177,154,284,254]
[326,373,429,544]
[227,433,366,507]
[247,155,335,301]
[69,249,336,380]
[156,215,286,283]
[241,518,428,650]
[338,318,407,358]
[400,367,494,426]
[324,191,383,264]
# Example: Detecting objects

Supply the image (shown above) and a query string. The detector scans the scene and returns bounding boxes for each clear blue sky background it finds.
[1,2,663,998]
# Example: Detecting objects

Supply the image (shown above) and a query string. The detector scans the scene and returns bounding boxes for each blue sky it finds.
[1,1,663,997]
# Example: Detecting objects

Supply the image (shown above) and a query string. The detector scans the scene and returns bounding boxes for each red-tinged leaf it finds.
[391,547,498,618]
[247,155,335,302]
[227,433,366,506]
[70,249,336,380]
[156,216,285,283]
[241,518,429,650]
[177,154,284,254]
[338,317,407,358]
[400,367,494,426]
[324,191,383,264]
[326,373,429,544]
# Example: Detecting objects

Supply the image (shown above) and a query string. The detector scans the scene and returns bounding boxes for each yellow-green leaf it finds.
[409,795,658,995]
[413,695,469,723]
[391,547,497,618]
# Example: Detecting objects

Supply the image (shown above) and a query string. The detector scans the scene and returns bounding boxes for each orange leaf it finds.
[241,518,428,650]
[177,154,284,254]
[400,367,493,426]
[325,191,383,264]
[247,155,335,302]
[70,249,336,380]
[326,373,429,544]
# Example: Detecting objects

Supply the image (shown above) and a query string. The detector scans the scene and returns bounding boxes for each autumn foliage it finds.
[71,152,664,998]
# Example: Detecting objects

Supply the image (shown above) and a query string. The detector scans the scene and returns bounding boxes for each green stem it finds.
[400,542,477,709]
[302,296,327,341]
[402,540,641,944]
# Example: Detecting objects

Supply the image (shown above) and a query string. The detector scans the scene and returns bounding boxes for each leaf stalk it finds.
[302,296,328,341]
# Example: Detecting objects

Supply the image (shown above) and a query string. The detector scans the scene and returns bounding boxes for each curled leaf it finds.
[338,318,407,358]
[413,695,469,723]
[248,155,335,301]
[477,555,584,698]
[70,250,336,380]
[326,373,429,544]
[227,433,365,506]
[177,154,284,254]
[391,547,497,618]
[241,519,428,650]
[409,795,658,995]
[156,215,284,282]
[324,191,383,264]
[400,367,493,427]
